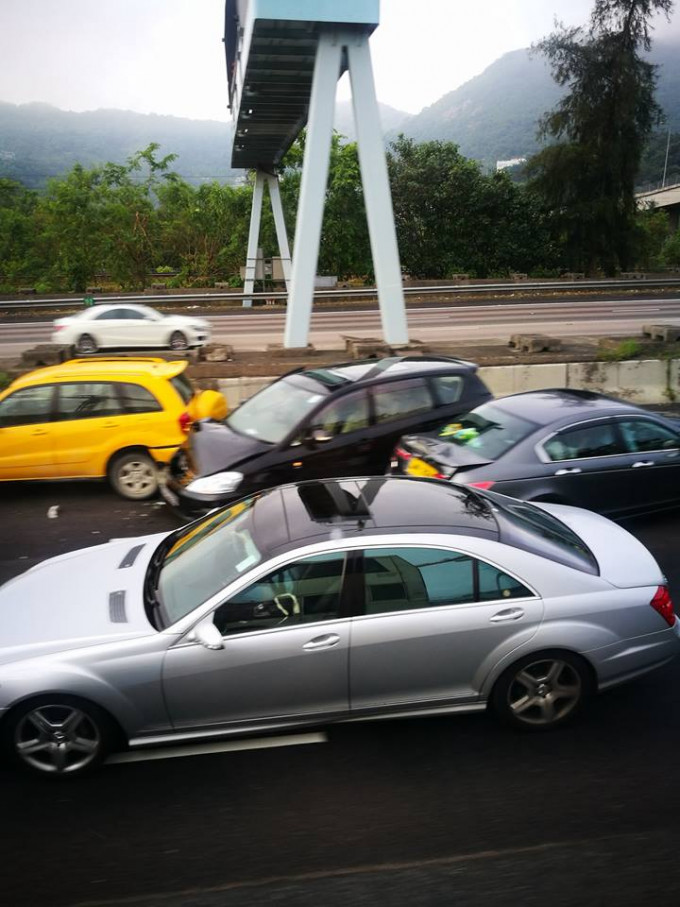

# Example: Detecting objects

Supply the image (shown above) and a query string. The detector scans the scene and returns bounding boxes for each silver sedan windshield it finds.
[157,498,263,624]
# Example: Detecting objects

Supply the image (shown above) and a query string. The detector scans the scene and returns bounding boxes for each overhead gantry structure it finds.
[224,0,409,348]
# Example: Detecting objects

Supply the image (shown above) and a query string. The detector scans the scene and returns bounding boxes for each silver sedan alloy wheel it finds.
[505,657,583,726]
[14,704,102,775]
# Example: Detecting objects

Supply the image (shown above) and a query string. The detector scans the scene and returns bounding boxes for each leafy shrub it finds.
[598,339,642,361]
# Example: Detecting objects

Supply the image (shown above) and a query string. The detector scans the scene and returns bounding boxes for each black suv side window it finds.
[0,385,54,427]
[372,379,432,424]
[307,390,370,438]
[431,375,464,405]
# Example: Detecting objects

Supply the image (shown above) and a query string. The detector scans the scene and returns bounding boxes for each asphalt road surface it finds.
[1,483,680,906]
[2,292,680,356]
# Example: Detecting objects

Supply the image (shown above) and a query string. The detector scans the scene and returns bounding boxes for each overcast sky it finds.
[0,0,677,120]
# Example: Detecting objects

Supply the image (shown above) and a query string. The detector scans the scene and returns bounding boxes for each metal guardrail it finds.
[1,278,680,311]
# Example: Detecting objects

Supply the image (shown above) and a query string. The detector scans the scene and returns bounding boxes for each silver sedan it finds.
[0,477,678,777]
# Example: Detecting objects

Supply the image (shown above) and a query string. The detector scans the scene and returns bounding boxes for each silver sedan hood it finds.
[0,535,165,664]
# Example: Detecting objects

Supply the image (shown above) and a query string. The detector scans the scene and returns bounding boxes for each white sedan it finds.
[52,304,211,354]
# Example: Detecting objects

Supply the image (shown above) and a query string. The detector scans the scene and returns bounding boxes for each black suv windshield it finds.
[485,491,599,575]
[226,375,329,444]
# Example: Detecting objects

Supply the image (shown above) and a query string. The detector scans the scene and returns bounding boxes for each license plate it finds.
[159,482,179,507]
[406,457,439,478]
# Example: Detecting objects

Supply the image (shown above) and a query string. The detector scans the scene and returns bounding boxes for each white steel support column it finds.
[267,174,292,291]
[243,169,266,307]
[284,30,342,348]
[347,35,408,346]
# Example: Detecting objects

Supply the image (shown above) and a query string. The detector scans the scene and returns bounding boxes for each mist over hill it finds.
[1,36,678,189]
[390,40,680,172]
[0,103,241,188]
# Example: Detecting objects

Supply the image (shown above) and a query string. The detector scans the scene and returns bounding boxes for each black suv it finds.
[161,356,492,517]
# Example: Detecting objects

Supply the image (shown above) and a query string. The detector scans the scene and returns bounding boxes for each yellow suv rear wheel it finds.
[109,450,158,500]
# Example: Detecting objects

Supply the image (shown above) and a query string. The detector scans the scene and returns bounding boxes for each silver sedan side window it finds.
[213,552,346,636]
[363,547,532,615]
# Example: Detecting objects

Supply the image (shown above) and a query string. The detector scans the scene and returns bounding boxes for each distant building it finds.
[636,183,680,233]
[496,157,526,171]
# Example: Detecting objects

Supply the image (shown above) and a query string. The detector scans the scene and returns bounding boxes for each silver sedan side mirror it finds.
[189,618,224,651]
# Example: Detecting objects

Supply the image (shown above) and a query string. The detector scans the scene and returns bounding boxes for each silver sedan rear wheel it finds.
[492,652,590,729]
[8,701,109,776]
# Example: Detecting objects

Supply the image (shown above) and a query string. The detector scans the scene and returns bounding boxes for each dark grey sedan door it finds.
[614,416,680,513]
[539,419,638,515]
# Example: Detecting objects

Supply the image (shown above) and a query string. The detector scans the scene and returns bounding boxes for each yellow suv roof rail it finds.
[67,357,168,365]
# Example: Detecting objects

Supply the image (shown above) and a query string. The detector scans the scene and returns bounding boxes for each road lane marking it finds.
[72,832,646,906]
[106,731,327,765]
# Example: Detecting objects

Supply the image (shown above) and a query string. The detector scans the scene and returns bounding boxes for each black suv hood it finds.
[188,420,271,475]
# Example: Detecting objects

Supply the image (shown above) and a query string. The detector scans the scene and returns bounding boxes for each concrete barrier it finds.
[216,358,679,409]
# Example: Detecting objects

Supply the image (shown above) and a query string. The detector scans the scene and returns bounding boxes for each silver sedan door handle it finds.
[303,633,340,651]
[632,461,654,467]
[490,608,525,623]
[554,467,581,475]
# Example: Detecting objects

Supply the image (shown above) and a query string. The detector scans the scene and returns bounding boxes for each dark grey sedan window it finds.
[618,419,680,453]
[362,547,532,615]
[213,552,346,635]
[543,421,625,461]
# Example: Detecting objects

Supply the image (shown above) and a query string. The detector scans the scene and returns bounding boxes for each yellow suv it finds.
[0,358,227,499]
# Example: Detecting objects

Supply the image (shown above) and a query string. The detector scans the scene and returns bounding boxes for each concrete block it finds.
[21,344,70,367]
[217,377,272,410]
[642,323,680,342]
[509,334,562,353]
[479,363,568,397]
[201,344,233,362]
[567,359,668,403]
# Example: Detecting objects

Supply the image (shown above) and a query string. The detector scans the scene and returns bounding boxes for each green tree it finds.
[278,132,372,279]
[387,136,553,278]
[633,205,670,268]
[157,179,252,282]
[661,228,680,267]
[528,0,674,274]
[99,144,178,289]
[40,164,110,291]
[0,179,40,288]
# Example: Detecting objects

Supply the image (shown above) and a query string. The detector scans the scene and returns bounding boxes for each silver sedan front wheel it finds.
[492,652,590,729]
[7,701,110,776]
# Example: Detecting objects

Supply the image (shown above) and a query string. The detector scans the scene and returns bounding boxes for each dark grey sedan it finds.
[391,389,680,518]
